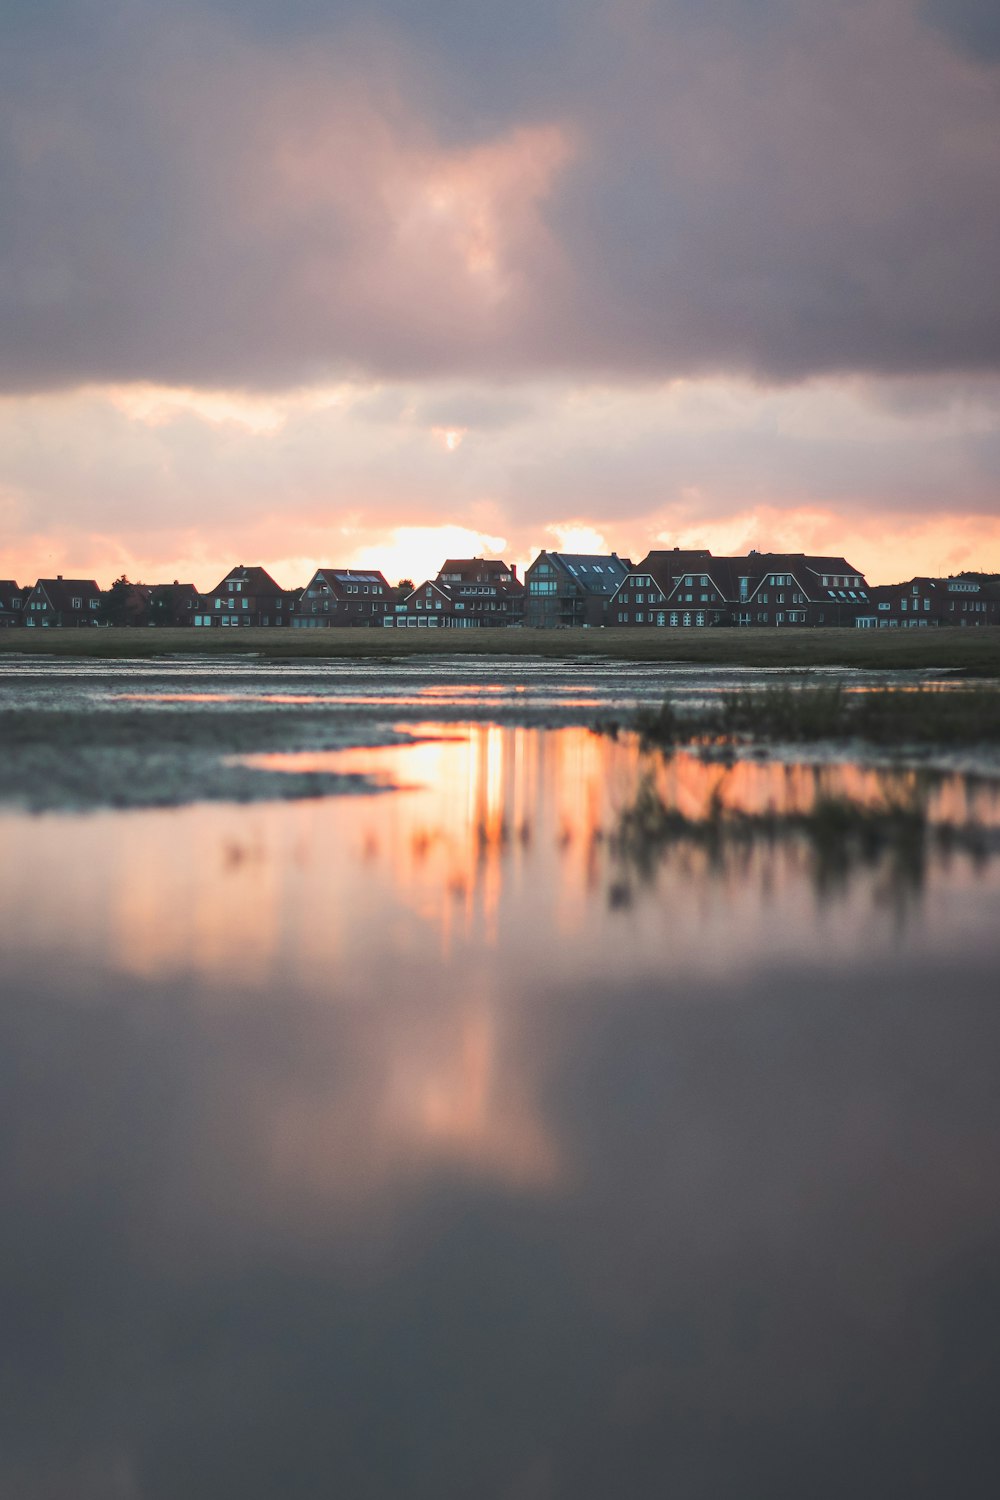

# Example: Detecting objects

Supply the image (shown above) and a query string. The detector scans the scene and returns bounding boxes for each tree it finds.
[99,575,149,626]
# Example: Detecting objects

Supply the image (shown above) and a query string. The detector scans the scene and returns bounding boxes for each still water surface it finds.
[2,663,1000,1498]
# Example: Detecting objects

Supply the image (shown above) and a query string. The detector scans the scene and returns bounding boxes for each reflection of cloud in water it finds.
[2,724,1000,1494]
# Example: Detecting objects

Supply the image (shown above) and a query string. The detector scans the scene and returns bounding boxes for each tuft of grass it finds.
[636,684,1000,749]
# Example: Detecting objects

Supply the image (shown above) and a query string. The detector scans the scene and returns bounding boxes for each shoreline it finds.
[1,624,999,674]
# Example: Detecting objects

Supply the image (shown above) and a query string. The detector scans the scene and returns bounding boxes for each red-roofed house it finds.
[22,577,102,627]
[193,566,298,627]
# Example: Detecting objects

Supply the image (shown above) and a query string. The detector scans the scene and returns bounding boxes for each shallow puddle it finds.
[2,711,1000,1496]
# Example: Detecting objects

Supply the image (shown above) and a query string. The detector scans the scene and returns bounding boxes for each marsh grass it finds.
[636,683,1000,748]
[1,625,998,673]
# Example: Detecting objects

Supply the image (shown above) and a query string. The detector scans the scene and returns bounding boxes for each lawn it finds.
[2,624,999,673]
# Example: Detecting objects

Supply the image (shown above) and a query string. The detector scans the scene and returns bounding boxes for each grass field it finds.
[1,624,998,673]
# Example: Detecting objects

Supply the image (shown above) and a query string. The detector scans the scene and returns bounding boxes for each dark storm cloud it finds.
[2,0,1000,393]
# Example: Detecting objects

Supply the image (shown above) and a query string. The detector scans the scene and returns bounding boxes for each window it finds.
[242,598,249,609]
[71,596,82,608]
[636,611,644,623]
[529,580,557,594]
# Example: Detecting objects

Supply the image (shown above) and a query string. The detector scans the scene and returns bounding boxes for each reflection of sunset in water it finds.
[4,716,1000,1498]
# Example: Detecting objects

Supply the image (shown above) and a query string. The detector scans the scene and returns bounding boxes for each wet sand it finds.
[3,655,998,811]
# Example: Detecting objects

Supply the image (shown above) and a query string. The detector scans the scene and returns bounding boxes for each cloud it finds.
[1,373,998,588]
[2,1,1000,394]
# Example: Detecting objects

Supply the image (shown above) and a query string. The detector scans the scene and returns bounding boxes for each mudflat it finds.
[2,624,999,673]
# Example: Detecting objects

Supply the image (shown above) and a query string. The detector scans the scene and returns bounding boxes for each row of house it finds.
[3,551,999,631]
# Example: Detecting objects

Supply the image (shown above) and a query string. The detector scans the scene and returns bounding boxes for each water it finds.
[2,660,1000,1497]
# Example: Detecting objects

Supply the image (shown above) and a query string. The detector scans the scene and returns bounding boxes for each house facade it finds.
[149,582,198,626]
[294,569,393,627]
[610,551,734,627]
[524,552,632,628]
[389,559,525,628]
[435,559,524,626]
[609,551,872,627]
[193,566,297,627]
[861,574,1000,628]
[22,577,102,627]
[0,581,23,628]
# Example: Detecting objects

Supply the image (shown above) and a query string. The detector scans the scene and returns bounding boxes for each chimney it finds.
[510,564,517,580]
[57,574,63,580]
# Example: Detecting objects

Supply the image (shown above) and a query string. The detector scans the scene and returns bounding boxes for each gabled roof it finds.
[404,578,455,604]
[533,552,632,595]
[208,565,285,594]
[439,557,511,575]
[310,567,389,586]
[751,552,865,579]
[29,578,101,611]
[745,554,869,603]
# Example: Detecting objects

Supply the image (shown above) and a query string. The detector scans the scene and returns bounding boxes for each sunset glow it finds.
[1,3,997,588]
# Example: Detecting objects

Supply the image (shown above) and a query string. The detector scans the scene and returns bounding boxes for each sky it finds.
[2,0,999,589]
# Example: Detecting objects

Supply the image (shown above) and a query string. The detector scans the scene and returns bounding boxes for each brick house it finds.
[434,558,524,626]
[295,568,393,627]
[22,577,102,627]
[389,558,525,628]
[608,550,871,627]
[0,581,23,628]
[149,582,198,626]
[524,551,632,628]
[610,550,734,627]
[193,565,298,628]
[735,553,871,627]
[862,574,1000,627]
[392,578,464,628]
